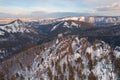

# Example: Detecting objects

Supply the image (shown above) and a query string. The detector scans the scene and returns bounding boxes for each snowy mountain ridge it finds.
[50,20,93,32]
[1,35,120,80]
[0,19,34,34]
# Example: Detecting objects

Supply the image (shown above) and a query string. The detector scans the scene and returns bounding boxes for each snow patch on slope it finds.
[51,22,63,31]
[0,30,5,35]
[63,22,69,28]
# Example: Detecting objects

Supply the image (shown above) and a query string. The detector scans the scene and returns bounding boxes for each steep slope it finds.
[0,35,120,80]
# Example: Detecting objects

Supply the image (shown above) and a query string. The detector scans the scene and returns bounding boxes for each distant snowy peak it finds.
[61,17,79,21]
[9,19,24,24]
[60,16,120,26]
[0,19,34,33]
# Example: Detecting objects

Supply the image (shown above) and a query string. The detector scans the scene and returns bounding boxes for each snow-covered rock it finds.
[0,36,120,80]
[114,46,120,58]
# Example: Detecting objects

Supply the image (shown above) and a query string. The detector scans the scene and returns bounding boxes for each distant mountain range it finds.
[0,16,120,26]
[0,16,120,80]
[32,16,120,26]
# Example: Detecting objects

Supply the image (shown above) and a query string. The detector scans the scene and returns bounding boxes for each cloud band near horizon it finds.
[0,0,120,18]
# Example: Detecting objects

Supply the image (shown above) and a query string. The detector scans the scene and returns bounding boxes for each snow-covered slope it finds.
[51,22,64,31]
[50,21,80,31]
[63,21,80,28]
[50,20,94,32]
[0,30,5,35]
[1,35,120,80]
[0,19,34,34]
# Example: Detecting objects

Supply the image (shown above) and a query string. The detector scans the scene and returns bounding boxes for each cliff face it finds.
[0,36,120,80]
